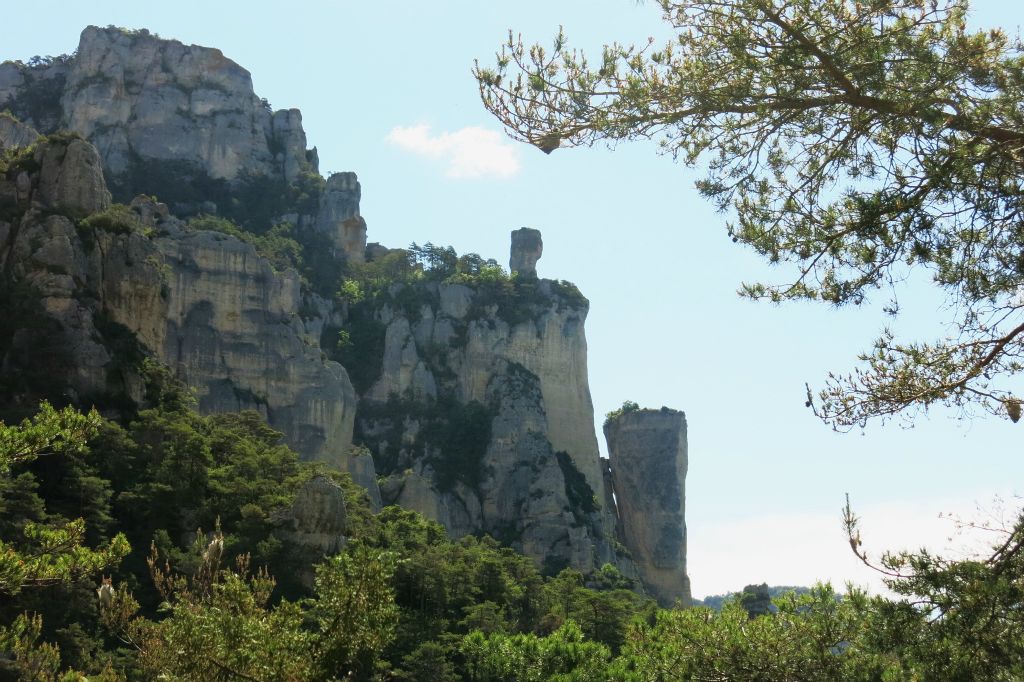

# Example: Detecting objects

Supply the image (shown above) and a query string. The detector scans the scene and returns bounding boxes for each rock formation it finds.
[276,474,348,556]
[509,227,543,277]
[6,26,313,185]
[0,112,40,149]
[605,407,692,607]
[354,272,631,575]
[0,134,356,468]
[315,172,366,263]
[1,28,692,601]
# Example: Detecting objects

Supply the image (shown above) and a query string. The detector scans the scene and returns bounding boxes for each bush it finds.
[80,204,145,235]
[603,400,640,427]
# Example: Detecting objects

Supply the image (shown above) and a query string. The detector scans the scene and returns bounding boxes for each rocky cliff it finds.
[1,27,690,598]
[605,407,692,607]
[0,133,357,467]
[0,26,363,260]
[350,262,628,574]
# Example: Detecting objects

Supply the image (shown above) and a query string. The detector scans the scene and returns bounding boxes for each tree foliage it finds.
[476,0,1024,428]
[0,403,129,595]
[2,399,1024,679]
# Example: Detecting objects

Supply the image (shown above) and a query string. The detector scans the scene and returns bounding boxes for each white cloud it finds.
[385,124,521,179]
[689,493,1018,599]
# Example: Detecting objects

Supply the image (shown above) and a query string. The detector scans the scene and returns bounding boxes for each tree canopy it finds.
[475,0,1024,428]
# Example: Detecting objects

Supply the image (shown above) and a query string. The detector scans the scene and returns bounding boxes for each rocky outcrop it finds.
[352,262,633,575]
[314,172,366,263]
[60,26,311,183]
[0,113,40,150]
[275,474,348,556]
[370,358,620,575]
[0,57,69,134]
[151,224,356,465]
[363,278,606,507]
[509,227,542,278]
[272,474,349,586]
[35,136,111,217]
[605,407,692,607]
[0,135,357,468]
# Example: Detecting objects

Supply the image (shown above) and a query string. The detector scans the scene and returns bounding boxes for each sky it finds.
[3,1,1023,598]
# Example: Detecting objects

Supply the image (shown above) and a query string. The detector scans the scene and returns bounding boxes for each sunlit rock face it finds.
[0,136,357,469]
[605,407,692,607]
[153,223,357,466]
[316,172,366,263]
[58,26,310,183]
[1,30,695,601]
[356,275,635,576]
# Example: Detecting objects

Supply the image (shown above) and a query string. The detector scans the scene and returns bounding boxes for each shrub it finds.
[80,204,145,235]
[603,400,640,427]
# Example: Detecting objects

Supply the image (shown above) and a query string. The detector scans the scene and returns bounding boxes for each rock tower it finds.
[509,227,543,277]
[605,407,692,607]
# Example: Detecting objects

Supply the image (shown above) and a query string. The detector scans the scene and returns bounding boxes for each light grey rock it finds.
[0,62,25,106]
[273,474,349,587]
[605,407,692,607]
[346,447,383,511]
[5,211,111,395]
[510,227,542,278]
[354,273,633,577]
[315,172,366,262]
[439,283,472,319]
[60,26,304,182]
[34,137,111,217]
[271,108,309,184]
[0,59,68,132]
[278,474,348,555]
[155,228,356,466]
[479,363,599,572]
[2,137,359,470]
[0,113,40,150]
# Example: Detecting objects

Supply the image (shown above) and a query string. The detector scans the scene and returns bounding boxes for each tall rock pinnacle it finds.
[605,407,692,607]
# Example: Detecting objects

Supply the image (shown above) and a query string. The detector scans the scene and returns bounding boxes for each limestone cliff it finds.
[605,407,692,607]
[1,28,691,599]
[0,26,364,261]
[349,268,632,575]
[1,27,307,184]
[0,134,356,468]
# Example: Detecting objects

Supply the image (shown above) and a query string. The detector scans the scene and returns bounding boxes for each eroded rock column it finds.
[605,407,692,607]
[510,227,542,277]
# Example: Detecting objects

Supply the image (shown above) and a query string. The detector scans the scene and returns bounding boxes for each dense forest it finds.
[3,378,1024,681]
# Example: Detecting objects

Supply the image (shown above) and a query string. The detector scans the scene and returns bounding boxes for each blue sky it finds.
[4,1,1022,597]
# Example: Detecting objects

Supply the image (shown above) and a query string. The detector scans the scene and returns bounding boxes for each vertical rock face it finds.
[0,112,40,150]
[605,408,692,607]
[354,276,632,576]
[0,136,357,468]
[34,137,112,217]
[509,227,542,277]
[276,474,348,556]
[60,26,302,182]
[152,227,356,466]
[315,172,366,263]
